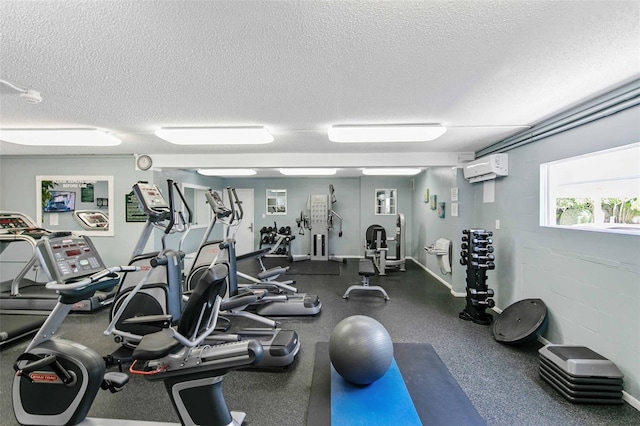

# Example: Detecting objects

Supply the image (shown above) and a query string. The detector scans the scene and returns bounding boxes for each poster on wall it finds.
[430,194,438,210]
[125,191,147,222]
[81,183,95,202]
[36,175,114,237]
[438,202,446,218]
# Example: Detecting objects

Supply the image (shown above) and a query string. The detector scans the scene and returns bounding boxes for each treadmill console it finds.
[132,182,171,221]
[36,235,106,283]
[0,215,30,230]
[0,212,49,238]
[73,210,110,230]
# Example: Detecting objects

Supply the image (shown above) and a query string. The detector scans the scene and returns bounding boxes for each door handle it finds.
[248,223,253,232]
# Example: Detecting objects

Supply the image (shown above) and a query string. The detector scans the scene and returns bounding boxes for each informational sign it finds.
[125,191,147,222]
[81,183,94,202]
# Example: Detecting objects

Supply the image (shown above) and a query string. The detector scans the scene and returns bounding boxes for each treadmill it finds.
[0,211,116,312]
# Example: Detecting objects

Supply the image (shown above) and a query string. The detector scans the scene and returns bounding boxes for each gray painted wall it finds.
[223,176,414,258]
[407,105,640,402]
[468,105,640,402]
[1,156,148,267]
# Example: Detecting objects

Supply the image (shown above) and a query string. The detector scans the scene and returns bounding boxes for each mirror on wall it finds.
[266,189,287,215]
[181,183,212,227]
[36,175,114,236]
[375,189,397,215]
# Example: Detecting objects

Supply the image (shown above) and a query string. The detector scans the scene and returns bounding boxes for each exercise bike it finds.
[12,234,262,426]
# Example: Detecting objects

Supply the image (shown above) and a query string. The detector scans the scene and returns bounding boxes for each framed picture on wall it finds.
[438,202,445,218]
[430,194,437,210]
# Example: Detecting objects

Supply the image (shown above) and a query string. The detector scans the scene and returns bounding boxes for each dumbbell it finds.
[470,253,495,261]
[471,238,492,244]
[471,261,495,269]
[459,258,468,266]
[471,298,496,308]
[472,246,494,253]
[461,242,468,250]
[472,231,493,237]
[469,288,494,297]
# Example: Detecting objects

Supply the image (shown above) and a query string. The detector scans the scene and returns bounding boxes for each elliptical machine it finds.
[13,234,262,425]
[183,188,302,367]
[107,180,190,357]
[187,187,321,317]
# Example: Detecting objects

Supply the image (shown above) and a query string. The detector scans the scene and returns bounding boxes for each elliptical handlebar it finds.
[230,187,243,221]
[173,181,193,226]
[164,179,176,236]
[45,266,139,292]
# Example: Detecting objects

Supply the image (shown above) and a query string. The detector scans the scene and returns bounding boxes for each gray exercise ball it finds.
[329,315,393,385]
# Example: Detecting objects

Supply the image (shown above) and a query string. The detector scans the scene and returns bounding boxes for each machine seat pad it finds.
[236,248,271,262]
[258,266,288,280]
[359,259,376,277]
[132,328,181,361]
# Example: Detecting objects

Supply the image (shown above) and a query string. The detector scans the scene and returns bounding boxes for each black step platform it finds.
[539,345,624,404]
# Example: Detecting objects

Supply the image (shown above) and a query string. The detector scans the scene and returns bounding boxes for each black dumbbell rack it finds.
[459,229,496,325]
[259,223,294,256]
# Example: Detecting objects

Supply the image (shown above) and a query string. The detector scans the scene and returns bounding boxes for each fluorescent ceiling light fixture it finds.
[155,127,274,145]
[362,168,422,176]
[279,168,337,176]
[329,124,447,143]
[197,168,257,176]
[0,129,121,146]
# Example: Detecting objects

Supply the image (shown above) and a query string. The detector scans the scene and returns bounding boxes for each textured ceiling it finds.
[0,1,638,176]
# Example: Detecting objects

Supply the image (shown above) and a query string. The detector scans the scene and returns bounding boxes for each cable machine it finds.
[293,184,346,263]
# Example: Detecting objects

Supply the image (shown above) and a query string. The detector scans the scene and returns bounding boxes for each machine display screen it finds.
[65,249,82,257]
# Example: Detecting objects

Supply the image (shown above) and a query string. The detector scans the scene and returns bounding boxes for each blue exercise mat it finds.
[308,342,486,426]
[331,358,422,425]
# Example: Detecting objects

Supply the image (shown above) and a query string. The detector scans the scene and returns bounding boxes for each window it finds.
[266,189,287,215]
[540,142,640,235]
[375,189,397,215]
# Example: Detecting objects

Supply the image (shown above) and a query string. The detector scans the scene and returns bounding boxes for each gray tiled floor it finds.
[1,259,639,425]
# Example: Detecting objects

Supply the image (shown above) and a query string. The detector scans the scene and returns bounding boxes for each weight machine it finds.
[364,213,406,275]
[292,184,346,263]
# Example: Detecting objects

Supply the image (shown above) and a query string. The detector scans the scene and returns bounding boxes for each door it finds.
[224,188,254,256]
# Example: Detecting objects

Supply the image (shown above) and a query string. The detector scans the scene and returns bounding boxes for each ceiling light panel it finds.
[155,127,274,145]
[279,168,337,176]
[0,129,121,146]
[329,125,447,143]
[362,168,422,176]
[197,168,257,176]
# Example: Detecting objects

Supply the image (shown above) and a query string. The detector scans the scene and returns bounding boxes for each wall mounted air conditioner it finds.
[463,154,508,183]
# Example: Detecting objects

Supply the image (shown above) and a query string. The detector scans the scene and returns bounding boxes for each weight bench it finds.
[343,259,390,301]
